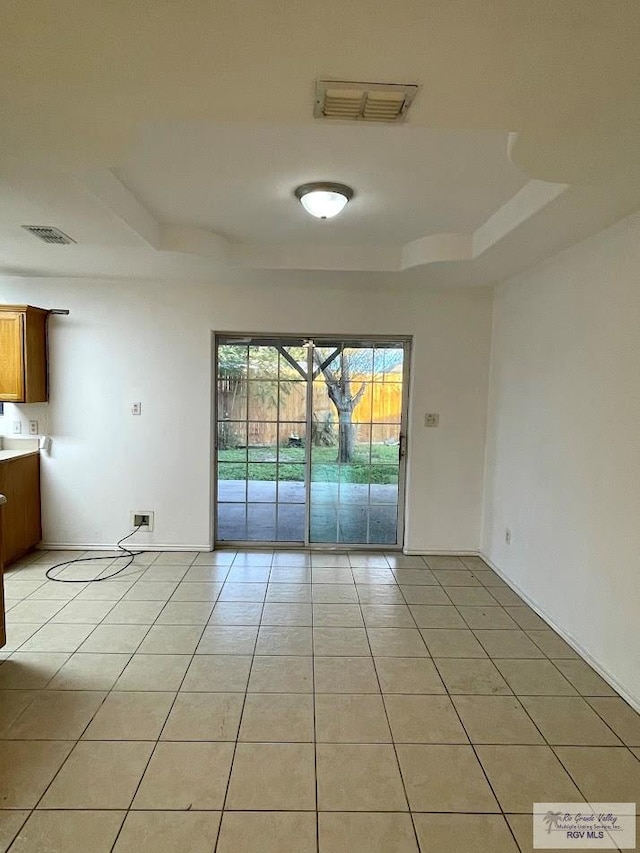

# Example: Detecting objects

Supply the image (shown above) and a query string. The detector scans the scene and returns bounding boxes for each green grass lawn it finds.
[218,444,399,484]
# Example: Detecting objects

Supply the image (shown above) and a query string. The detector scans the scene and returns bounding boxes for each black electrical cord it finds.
[45,525,149,583]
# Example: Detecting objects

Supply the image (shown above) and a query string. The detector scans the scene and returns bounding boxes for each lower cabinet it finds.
[0,453,42,567]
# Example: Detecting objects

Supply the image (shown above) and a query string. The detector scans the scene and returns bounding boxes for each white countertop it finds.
[0,448,40,462]
[0,437,41,462]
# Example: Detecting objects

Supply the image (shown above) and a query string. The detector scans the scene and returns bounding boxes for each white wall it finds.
[483,210,640,707]
[0,274,492,553]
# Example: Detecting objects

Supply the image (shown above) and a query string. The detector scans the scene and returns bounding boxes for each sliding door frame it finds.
[212,332,412,551]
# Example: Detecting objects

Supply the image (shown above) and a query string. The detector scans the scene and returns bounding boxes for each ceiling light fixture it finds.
[294,182,354,219]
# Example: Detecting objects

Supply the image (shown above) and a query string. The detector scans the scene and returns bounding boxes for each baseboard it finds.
[479,551,640,714]
[403,549,479,556]
[38,543,213,552]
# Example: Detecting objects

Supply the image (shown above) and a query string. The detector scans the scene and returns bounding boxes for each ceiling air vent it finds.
[21,226,76,245]
[314,80,418,123]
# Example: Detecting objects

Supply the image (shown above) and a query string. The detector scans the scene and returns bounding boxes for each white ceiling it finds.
[1,0,639,285]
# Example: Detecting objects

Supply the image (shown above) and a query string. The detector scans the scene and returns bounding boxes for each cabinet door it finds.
[0,312,25,401]
[0,455,41,566]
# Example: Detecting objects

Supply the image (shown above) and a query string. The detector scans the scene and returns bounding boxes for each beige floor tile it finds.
[312,568,353,584]
[0,691,38,736]
[0,741,73,807]
[505,814,569,853]
[139,565,189,582]
[4,599,66,623]
[4,690,105,739]
[266,583,312,602]
[232,553,274,567]
[431,568,480,585]
[271,552,311,568]
[452,695,545,744]
[261,603,312,626]
[248,656,313,692]
[552,660,617,696]
[209,602,263,625]
[630,747,640,759]
[361,605,415,628]
[133,741,233,809]
[311,554,350,568]
[0,623,41,652]
[587,697,640,746]
[505,606,549,631]
[554,745,640,801]
[391,569,438,585]
[475,745,584,811]
[413,813,519,852]
[196,625,258,654]
[398,586,450,605]
[169,581,222,601]
[193,550,235,565]
[239,693,314,741]
[113,811,221,853]
[313,627,371,656]
[137,625,203,655]
[10,810,124,853]
[155,601,214,625]
[0,653,70,689]
[357,584,406,604]
[435,658,511,695]
[314,656,380,693]
[348,554,389,568]
[316,694,391,742]
[256,625,312,655]
[494,660,577,695]
[375,657,445,694]
[421,628,487,657]
[313,604,364,627]
[83,691,175,740]
[123,582,178,601]
[351,568,396,584]
[473,572,509,589]
[50,600,116,623]
[384,694,468,743]
[226,743,316,809]
[270,567,312,583]
[113,654,190,691]
[319,811,418,853]
[181,655,252,691]
[317,743,407,811]
[475,630,545,658]
[226,567,271,582]
[19,624,95,653]
[154,552,198,565]
[103,600,166,624]
[366,628,428,657]
[183,566,230,582]
[526,630,579,658]
[40,741,154,808]
[0,811,29,852]
[458,606,519,630]
[161,692,243,740]
[385,554,428,568]
[520,696,623,745]
[409,605,466,629]
[218,811,316,853]
[78,624,149,654]
[46,652,131,690]
[219,582,267,602]
[425,556,466,571]
[312,584,359,603]
[489,587,527,606]
[443,587,499,606]
[397,744,499,811]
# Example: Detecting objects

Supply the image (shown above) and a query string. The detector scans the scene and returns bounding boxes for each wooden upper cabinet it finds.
[0,305,48,402]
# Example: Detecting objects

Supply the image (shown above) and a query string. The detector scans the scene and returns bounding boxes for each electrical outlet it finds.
[12,421,22,434]
[28,420,39,435]
[131,402,142,415]
[505,528,511,545]
[131,511,154,531]
[424,413,440,427]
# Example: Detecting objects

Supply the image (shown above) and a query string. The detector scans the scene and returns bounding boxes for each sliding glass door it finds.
[215,336,409,548]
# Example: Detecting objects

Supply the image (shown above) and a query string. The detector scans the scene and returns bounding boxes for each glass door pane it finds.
[309,341,406,546]
[216,338,308,543]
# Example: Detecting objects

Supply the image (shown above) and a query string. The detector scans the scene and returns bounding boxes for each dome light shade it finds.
[294,182,354,219]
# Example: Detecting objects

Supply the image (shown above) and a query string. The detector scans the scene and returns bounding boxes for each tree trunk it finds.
[337,412,355,463]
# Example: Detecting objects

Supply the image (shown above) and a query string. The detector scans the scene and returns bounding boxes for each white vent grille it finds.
[22,226,76,245]
[315,80,418,123]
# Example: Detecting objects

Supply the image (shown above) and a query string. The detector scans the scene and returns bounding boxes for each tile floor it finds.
[0,549,639,852]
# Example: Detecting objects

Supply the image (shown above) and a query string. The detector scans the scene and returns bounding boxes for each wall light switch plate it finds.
[12,421,22,434]
[424,413,440,427]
